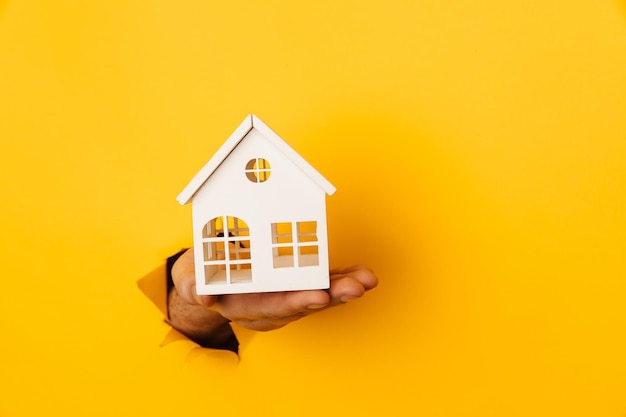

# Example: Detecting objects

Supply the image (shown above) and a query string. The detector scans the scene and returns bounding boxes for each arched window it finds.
[202,216,252,284]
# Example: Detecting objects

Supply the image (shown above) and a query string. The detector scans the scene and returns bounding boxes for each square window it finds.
[271,220,321,269]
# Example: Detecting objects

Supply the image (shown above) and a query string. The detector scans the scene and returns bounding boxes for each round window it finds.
[245,158,271,183]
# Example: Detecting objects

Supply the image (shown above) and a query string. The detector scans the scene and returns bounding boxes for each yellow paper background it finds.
[1,1,626,415]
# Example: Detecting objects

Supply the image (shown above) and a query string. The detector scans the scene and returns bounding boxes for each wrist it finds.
[167,287,238,352]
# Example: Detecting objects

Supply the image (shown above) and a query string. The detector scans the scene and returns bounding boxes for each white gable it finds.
[177,114,336,205]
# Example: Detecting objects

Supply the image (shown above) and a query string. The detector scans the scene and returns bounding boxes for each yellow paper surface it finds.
[1,1,626,415]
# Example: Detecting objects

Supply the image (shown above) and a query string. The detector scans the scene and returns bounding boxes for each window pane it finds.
[298,245,319,267]
[272,222,293,244]
[203,241,218,261]
[228,216,249,236]
[205,265,226,284]
[203,216,228,238]
[297,221,317,242]
[230,267,252,283]
[245,158,271,183]
[273,246,294,268]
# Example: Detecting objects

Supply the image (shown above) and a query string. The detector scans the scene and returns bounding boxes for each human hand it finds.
[170,248,378,332]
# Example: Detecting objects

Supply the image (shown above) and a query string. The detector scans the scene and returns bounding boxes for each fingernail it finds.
[307,304,327,310]
[340,295,359,303]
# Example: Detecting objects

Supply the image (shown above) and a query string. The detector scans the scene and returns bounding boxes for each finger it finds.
[330,264,366,274]
[217,290,331,321]
[232,313,309,332]
[327,276,366,306]
[330,265,378,290]
[171,248,218,307]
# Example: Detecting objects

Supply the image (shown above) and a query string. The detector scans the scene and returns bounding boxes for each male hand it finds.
[170,248,378,332]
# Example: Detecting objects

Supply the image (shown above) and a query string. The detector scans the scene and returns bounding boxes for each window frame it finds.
[270,221,319,269]
[202,216,252,284]
[244,158,271,183]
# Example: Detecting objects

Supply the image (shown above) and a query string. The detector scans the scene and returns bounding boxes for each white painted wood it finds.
[177,114,335,205]
[177,115,335,295]
[250,115,336,196]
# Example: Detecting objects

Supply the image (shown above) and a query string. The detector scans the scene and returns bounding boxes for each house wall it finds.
[191,128,330,293]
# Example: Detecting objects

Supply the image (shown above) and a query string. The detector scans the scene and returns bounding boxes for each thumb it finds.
[171,248,217,306]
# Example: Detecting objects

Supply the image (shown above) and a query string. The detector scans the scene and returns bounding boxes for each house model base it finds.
[177,115,336,295]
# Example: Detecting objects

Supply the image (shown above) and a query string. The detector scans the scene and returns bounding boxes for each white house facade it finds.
[177,115,335,295]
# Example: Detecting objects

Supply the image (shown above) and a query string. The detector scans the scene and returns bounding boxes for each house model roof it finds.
[177,114,336,205]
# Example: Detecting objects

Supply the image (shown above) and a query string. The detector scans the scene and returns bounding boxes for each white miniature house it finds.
[177,115,336,295]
